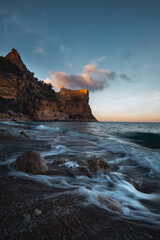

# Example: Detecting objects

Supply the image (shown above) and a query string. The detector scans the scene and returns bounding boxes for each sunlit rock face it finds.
[0,49,97,121]
[57,87,96,121]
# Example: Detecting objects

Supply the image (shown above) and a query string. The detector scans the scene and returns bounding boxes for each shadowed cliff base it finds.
[0,49,97,122]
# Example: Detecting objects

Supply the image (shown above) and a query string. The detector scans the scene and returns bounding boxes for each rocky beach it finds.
[1,121,160,239]
[1,1,160,239]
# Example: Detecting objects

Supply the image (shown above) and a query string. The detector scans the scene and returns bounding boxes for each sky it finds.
[0,0,160,122]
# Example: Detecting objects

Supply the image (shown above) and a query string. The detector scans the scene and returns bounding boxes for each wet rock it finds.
[23,214,31,221]
[68,166,92,178]
[109,172,139,190]
[54,158,71,165]
[32,208,42,217]
[20,131,29,138]
[98,194,123,214]
[0,129,6,133]
[121,174,139,190]
[78,160,89,167]
[87,156,110,172]
[16,150,48,174]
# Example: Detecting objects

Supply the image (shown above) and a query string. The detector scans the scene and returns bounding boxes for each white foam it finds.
[35,125,60,132]
[62,161,79,168]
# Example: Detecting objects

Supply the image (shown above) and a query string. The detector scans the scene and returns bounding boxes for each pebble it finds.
[32,208,42,217]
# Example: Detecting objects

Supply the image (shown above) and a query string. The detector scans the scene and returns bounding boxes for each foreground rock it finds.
[98,194,123,214]
[87,156,110,172]
[16,150,48,174]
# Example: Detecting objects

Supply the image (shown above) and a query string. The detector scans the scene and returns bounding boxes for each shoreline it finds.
[1,174,160,240]
[1,122,160,239]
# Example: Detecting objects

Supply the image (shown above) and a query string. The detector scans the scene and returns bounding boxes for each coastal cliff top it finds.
[59,87,89,99]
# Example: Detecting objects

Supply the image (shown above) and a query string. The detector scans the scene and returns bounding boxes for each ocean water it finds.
[1,121,160,225]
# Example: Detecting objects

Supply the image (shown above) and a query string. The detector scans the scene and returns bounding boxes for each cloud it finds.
[120,73,131,81]
[92,56,106,65]
[44,64,130,92]
[32,47,45,55]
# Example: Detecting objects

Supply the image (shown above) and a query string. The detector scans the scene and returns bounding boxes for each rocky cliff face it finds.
[0,49,97,121]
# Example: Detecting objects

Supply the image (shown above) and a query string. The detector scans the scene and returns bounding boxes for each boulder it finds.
[87,156,110,172]
[16,150,48,174]
[98,194,123,214]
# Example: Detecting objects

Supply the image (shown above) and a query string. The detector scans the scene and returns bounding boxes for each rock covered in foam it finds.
[109,172,139,190]
[98,194,123,214]
[16,150,48,174]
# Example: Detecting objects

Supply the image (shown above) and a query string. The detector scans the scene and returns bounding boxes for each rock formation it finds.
[0,49,97,121]
[98,194,123,214]
[16,150,48,174]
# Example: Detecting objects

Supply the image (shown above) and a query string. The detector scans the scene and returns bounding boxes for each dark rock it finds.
[0,129,6,133]
[68,166,92,178]
[98,194,123,214]
[16,150,48,174]
[87,156,110,172]
[20,131,29,138]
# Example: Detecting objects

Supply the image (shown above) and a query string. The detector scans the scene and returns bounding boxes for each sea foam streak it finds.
[1,121,160,225]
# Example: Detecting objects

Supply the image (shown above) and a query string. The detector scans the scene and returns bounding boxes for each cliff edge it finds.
[0,49,97,121]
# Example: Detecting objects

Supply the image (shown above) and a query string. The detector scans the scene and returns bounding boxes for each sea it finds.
[0,121,160,225]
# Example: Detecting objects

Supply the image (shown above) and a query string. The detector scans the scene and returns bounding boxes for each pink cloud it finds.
[44,64,130,92]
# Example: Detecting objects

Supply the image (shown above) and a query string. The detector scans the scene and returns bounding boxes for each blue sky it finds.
[1,0,160,121]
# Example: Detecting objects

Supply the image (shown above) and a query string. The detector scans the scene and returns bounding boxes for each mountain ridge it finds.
[0,49,97,121]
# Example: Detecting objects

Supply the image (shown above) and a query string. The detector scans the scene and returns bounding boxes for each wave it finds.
[97,137,160,178]
[35,125,61,132]
[118,132,160,149]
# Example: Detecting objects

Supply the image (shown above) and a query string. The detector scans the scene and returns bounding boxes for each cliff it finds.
[0,49,97,121]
